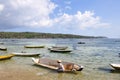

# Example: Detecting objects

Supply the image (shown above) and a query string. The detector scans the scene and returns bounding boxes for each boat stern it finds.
[77,65,84,71]
[32,58,39,63]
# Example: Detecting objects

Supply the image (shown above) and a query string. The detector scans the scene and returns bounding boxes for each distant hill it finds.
[0,32,106,39]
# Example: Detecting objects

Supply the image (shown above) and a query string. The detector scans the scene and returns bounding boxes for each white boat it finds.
[32,58,83,72]
[24,45,45,48]
[110,63,120,70]
[50,48,72,53]
[48,46,68,50]
[0,46,7,51]
[12,52,40,57]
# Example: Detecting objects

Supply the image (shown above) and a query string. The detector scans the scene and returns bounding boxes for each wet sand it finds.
[0,59,120,80]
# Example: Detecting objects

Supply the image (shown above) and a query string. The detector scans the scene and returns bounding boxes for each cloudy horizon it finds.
[0,0,119,38]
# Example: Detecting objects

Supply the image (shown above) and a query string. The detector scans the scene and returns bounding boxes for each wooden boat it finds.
[0,46,7,51]
[50,48,72,53]
[12,52,40,57]
[24,45,45,48]
[0,54,14,60]
[0,42,4,44]
[32,58,83,72]
[52,46,68,50]
[77,42,85,44]
[110,63,120,70]
[48,46,68,50]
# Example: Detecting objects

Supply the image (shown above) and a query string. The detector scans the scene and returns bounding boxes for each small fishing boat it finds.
[12,52,40,57]
[32,58,83,72]
[50,48,72,53]
[110,63,120,70]
[0,46,7,51]
[0,54,14,60]
[77,42,85,44]
[0,42,4,44]
[24,45,45,48]
[48,46,68,50]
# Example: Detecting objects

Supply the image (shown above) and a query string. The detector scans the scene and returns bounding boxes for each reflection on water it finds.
[0,38,120,80]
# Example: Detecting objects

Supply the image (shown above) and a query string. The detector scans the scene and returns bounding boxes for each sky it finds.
[0,0,120,38]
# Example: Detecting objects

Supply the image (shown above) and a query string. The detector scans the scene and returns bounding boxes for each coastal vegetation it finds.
[0,32,106,39]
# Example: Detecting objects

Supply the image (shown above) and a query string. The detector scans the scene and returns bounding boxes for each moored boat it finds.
[52,46,68,50]
[110,63,120,70]
[24,45,45,48]
[77,42,85,44]
[0,54,14,60]
[32,58,83,72]
[0,42,4,44]
[50,48,72,53]
[48,46,68,50]
[0,46,7,51]
[12,52,40,57]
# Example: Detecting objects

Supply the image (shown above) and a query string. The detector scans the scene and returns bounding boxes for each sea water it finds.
[0,38,120,80]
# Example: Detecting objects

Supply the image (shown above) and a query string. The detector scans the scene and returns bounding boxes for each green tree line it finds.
[0,32,106,39]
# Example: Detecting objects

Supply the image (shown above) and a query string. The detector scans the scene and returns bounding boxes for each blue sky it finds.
[0,0,120,38]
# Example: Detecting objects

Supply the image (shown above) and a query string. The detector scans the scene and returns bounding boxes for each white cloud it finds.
[0,0,109,30]
[0,0,57,27]
[51,11,109,30]
[0,4,4,12]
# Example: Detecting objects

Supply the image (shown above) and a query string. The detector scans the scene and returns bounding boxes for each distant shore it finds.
[0,32,106,39]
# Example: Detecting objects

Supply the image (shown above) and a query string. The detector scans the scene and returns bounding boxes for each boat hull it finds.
[50,49,72,53]
[32,58,83,72]
[12,52,40,57]
[24,45,44,48]
[110,64,120,70]
[0,47,7,51]
[0,54,14,60]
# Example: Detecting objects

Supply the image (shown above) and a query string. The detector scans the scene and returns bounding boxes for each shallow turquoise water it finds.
[0,38,120,80]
